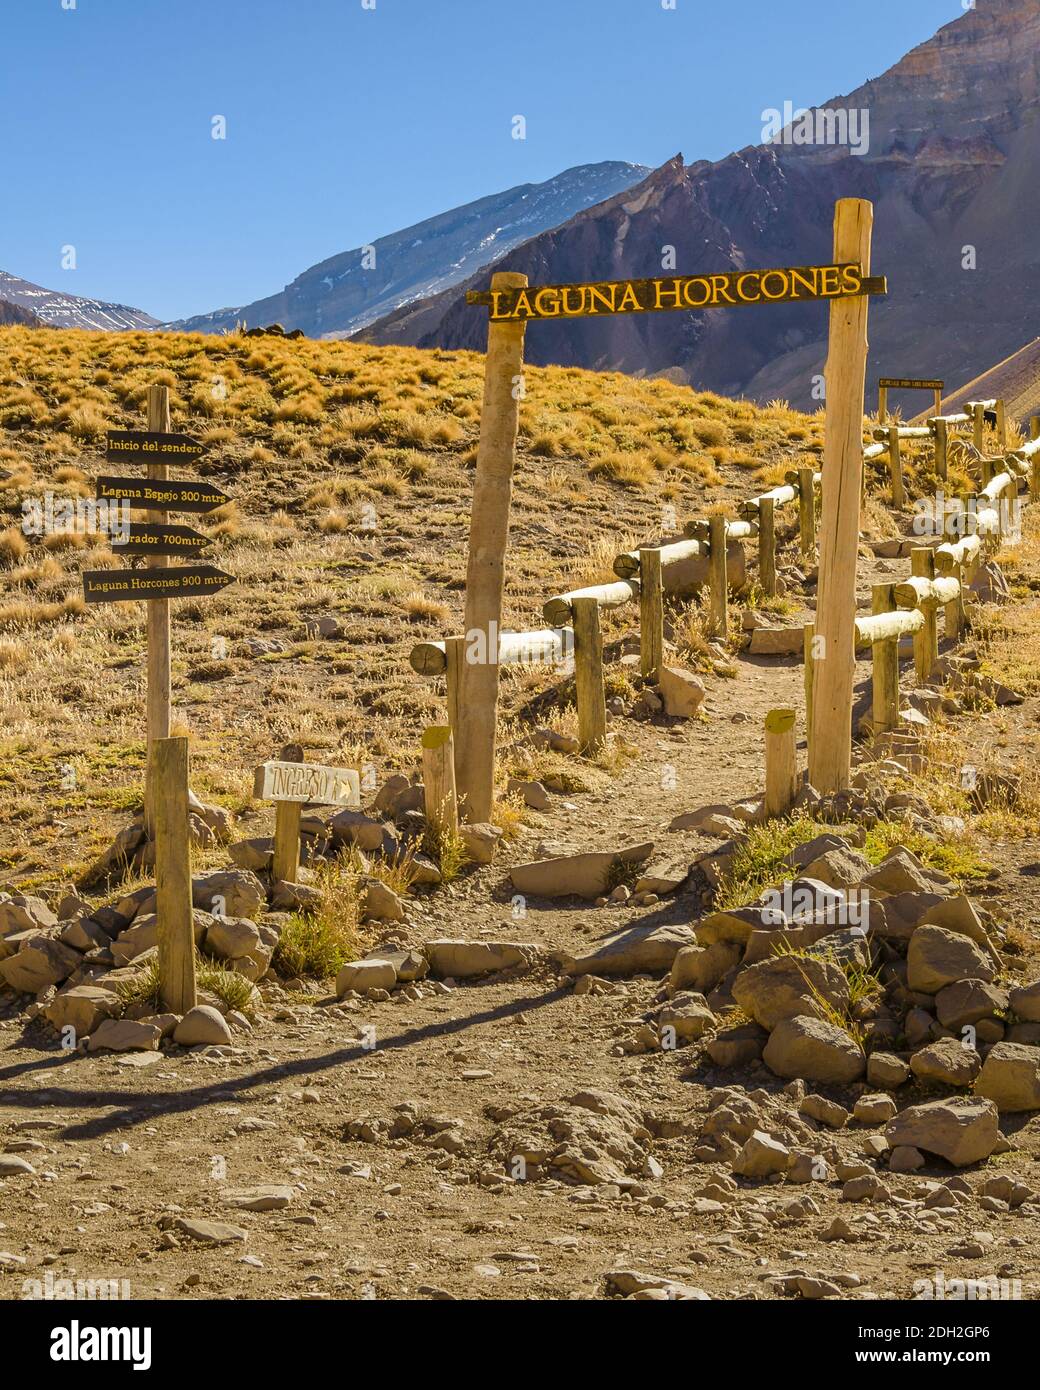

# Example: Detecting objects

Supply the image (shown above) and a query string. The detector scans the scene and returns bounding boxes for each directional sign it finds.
[106,430,207,465]
[467,263,887,323]
[96,476,230,514]
[253,760,361,808]
[879,377,944,391]
[82,566,236,604]
[109,523,212,557]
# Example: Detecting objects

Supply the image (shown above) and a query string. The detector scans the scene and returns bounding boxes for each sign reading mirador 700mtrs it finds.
[253,761,361,808]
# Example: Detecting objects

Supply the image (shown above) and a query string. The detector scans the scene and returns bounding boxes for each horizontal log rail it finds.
[683,517,757,541]
[613,536,703,579]
[410,627,574,677]
[854,608,925,645]
[542,579,638,627]
[894,575,961,609]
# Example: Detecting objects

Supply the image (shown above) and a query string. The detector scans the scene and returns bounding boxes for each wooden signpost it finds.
[461,205,885,817]
[82,389,236,835]
[878,376,943,425]
[153,735,197,1014]
[253,749,361,883]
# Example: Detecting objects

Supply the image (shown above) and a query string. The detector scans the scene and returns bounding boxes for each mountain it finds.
[0,298,44,328]
[167,161,650,339]
[359,0,1040,415]
[0,271,158,332]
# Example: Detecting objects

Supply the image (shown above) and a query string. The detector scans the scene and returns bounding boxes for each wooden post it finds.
[809,199,873,795]
[456,270,528,823]
[1031,459,1040,504]
[870,583,899,733]
[707,513,728,639]
[758,497,777,597]
[1031,416,1040,442]
[764,707,798,819]
[153,736,197,1015]
[886,425,905,507]
[944,562,964,642]
[973,403,986,454]
[797,467,816,558]
[933,417,948,481]
[980,454,993,490]
[272,742,304,883]
[996,399,1007,449]
[933,387,942,420]
[803,622,815,763]
[144,384,172,837]
[421,725,459,841]
[877,384,888,426]
[639,547,664,683]
[571,596,607,753]
[911,548,937,685]
[443,634,466,789]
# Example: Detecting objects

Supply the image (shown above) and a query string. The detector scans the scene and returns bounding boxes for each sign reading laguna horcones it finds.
[253,760,361,808]
[467,262,887,322]
[82,565,236,604]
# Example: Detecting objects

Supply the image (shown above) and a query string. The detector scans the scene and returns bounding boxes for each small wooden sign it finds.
[82,565,236,604]
[106,430,207,464]
[96,476,230,513]
[879,377,944,391]
[467,263,887,322]
[110,523,212,557]
[253,760,361,808]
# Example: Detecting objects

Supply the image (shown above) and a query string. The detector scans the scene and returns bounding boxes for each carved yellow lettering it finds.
[586,285,618,315]
[760,270,791,300]
[534,287,562,317]
[654,279,684,309]
[616,282,642,312]
[709,275,737,305]
[736,272,762,303]
[682,276,712,308]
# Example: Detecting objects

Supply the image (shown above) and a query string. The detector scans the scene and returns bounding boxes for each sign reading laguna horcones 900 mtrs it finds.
[467,262,887,322]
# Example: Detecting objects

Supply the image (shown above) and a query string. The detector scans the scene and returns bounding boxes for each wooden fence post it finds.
[456,270,528,823]
[877,383,888,426]
[933,417,949,480]
[797,467,816,558]
[764,707,798,818]
[639,547,664,683]
[571,596,607,753]
[144,384,172,838]
[443,635,465,784]
[1031,459,1040,504]
[933,386,942,420]
[422,725,459,842]
[707,513,728,639]
[154,735,197,1015]
[758,496,777,597]
[870,583,899,733]
[272,742,304,883]
[973,403,986,454]
[996,399,1007,449]
[809,198,873,795]
[1031,416,1040,442]
[911,547,937,684]
[886,424,905,507]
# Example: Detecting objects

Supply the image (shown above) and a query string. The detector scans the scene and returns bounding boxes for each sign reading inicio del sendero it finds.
[468,262,887,322]
[105,430,208,464]
[253,760,361,808]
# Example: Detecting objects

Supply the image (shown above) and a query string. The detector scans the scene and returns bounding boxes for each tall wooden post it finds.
[572,596,607,754]
[809,199,873,795]
[973,403,986,454]
[877,384,888,426]
[797,467,816,557]
[707,513,728,639]
[933,417,949,481]
[758,497,777,597]
[764,707,798,819]
[457,271,528,823]
[803,622,816,762]
[154,736,197,1014]
[639,547,664,683]
[144,384,172,837]
[443,635,466,784]
[422,725,459,841]
[911,548,937,684]
[886,425,905,507]
[870,583,899,733]
[272,742,304,883]
[933,386,942,420]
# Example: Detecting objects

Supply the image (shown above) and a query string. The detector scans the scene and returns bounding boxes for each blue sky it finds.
[4,0,963,321]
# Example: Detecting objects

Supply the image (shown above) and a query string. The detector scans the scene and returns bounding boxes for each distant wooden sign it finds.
[467,263,887,322]
[110,523,212,557]
[106,430,207,465]
[253,760,361,808]
[82,565,235,604]
[96,476,230,513]
[878,377,944,391]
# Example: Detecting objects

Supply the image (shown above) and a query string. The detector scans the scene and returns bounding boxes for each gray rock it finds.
[884,1096,999,1167]
[510,842,654,900]
[763,1015,865,1083]
[907,925,994,994]
[909,1038,981,1087]
[975,1042,1040,1112]
[173,1005,233,1046]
